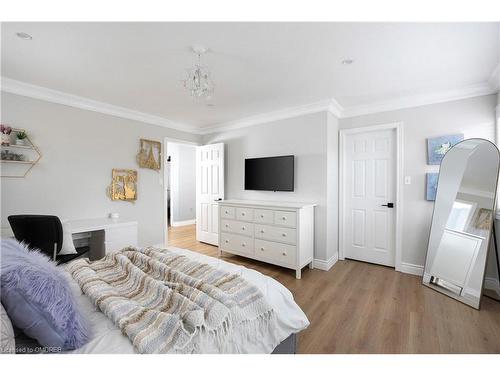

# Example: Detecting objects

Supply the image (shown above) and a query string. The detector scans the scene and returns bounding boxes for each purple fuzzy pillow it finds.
[0,239,90,351]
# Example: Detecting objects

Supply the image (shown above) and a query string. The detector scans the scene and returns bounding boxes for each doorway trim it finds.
[163,137,200,247]
[339,122,404,272]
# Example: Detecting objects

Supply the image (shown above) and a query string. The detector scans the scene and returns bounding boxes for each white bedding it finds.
[66,246,309,354]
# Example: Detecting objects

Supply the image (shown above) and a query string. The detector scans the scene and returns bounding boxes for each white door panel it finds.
[196,143,224,245]
[344,129,396,266]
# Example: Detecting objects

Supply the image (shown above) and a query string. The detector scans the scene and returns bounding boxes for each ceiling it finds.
[1,22,499,133]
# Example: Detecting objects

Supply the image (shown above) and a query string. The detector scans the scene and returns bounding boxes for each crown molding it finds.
[1,77,201,134]
[340,82,496,118]
[489,62,500,92]
[198,99,337,135]
[201,82,495,134]
[2,77,496,136]
[327,98,343,118]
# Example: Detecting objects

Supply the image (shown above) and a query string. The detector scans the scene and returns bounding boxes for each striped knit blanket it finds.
[68,247,275,353]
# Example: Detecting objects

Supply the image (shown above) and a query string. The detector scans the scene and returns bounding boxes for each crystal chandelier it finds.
[183,46,214,100]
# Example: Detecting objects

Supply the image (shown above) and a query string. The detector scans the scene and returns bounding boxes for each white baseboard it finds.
[399,262,424,276]
[484,277,500,297]
[170,219,196,227]
[313,253,339,271]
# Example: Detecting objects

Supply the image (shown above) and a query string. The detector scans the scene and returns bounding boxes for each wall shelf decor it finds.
[107,169,137,202]
[136,138,161,171]
[0,128,42,178]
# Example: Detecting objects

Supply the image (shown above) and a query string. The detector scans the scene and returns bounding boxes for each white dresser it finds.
[218,199,316,279]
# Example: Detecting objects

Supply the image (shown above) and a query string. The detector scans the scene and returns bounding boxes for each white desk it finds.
[67,218,138,260]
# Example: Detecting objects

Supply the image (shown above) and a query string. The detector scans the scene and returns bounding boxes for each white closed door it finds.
[343,129,396,266]
[196,143,224,245]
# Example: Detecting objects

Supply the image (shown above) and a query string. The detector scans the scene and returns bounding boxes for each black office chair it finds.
[7,215,89,265]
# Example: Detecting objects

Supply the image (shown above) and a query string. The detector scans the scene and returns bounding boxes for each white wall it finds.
[203,112,337,262]
[1,93,201,246]
[339,94,498,269]
[167,142,196,224]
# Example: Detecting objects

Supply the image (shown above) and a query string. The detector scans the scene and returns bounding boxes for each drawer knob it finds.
[282,233,287,237]
[242,226,245,230]
[241,212,245,216]
[260,230,265,233]
[225,210,229,214]
[225,240,229,243]
[260,247,264,251]
[225,224,229,227]
[260,215,264,218]
[282,252,287,256]
[282,216,286,220]
[242,243,246,247]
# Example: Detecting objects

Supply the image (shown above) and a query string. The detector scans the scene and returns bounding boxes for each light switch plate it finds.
[404,176,411,185]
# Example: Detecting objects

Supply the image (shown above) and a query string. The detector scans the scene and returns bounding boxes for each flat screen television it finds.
[244,155,294,192]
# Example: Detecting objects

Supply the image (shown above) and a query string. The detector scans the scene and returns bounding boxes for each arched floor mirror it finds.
[423,138,500,309]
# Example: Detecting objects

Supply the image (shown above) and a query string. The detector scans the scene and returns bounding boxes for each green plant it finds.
[16,131,27,140]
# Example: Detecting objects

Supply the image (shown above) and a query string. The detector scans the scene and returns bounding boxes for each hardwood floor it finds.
[168,224,500,354]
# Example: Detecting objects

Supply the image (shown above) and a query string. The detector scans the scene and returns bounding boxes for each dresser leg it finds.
[295,269,301,279]
[308,261,314,270]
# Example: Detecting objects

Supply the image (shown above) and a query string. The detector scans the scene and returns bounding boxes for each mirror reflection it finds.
[423,139,500,309]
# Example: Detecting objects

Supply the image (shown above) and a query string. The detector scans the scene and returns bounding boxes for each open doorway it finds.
[164,139,198,247]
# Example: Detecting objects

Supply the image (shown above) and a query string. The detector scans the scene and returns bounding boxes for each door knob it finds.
[381,203,394,208]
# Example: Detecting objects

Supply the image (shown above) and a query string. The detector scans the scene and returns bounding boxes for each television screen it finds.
[244,155,294,191]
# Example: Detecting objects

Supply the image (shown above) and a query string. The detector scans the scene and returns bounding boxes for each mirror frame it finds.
[422,138,500,309]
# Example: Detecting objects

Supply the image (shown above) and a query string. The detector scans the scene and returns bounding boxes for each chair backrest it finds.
[7,215,63,258]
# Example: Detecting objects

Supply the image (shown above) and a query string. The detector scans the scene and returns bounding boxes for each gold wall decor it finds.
[108,169,137,201]
[137,139,161,170]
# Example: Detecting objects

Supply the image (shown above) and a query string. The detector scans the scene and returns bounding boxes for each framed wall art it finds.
[426,172,439,201]
[427,134,463,165]
[108,169,137,201]
[137,138,161,170]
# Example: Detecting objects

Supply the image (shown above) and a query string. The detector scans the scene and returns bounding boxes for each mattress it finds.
[66,246,309,354]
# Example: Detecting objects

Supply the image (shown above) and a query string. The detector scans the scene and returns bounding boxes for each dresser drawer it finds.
[220,233,254,256]
[254,209,274,224]
[221,219,253,237]
[220,206,235,219]
[274,210,297,228]
[254,224,297,245]
[255,239,296,267]
[236,207,254,222]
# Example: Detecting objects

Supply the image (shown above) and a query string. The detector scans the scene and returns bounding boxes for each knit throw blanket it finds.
[67,247,275,353]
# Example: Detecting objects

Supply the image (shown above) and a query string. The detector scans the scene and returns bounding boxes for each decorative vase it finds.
[1,133,10,146]
[15,139,25,146]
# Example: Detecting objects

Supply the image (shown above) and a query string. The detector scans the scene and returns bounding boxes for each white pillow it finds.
[1,304,15,354]
[59,221,77,255]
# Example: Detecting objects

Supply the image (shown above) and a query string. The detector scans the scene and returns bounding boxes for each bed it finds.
[64,246,309,354]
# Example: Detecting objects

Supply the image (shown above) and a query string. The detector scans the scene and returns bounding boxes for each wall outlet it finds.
[404,176,411,185]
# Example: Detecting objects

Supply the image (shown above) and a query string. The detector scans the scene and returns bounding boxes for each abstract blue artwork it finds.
[426,173,439,201]
[427,134,463,165]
